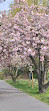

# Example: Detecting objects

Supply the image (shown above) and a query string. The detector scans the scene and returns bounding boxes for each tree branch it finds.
[29,54,39,77]
[43,81,49,89]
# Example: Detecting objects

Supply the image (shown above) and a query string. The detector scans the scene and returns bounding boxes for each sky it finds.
[0,0,14,11]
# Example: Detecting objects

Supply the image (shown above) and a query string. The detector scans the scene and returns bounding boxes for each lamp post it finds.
[0,0,5,3]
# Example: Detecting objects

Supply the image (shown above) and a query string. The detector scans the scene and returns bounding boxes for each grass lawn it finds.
[7,79,49,105]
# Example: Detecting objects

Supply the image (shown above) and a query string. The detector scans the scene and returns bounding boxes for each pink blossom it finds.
[14,25,18,31]
[3,49,6,53]
[28,48,32,54]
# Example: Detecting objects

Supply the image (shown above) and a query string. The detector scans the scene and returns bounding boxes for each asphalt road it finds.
[0,80,49,111]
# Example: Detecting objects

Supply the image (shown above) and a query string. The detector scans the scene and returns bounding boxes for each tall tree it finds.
[0,0,49,93]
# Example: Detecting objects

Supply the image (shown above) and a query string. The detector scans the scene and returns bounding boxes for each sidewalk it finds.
[0,80,49,111]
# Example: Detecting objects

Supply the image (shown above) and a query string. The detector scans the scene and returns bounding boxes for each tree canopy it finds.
[0,0,49,93]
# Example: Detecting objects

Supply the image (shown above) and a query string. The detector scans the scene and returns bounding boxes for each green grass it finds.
[7,79,49,105]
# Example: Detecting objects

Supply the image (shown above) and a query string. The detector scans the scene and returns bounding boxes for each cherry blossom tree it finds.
[0,0,49,93]
[6,54,30,82]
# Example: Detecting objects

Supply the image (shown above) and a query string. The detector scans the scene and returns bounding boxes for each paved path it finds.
[0,80,49,111]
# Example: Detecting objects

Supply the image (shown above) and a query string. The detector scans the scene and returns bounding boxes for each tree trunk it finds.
[38,83,47,93]
[43,72,47,83]
[38,73,49,93]
[38,75,44,93]
[12,77,16,83]
[29,54,49,93]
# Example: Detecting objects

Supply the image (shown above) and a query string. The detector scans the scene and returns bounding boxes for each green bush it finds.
[33,72,37,79]
[32,65,38,79]
[0,75,4,80]
[0,71,4,80]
